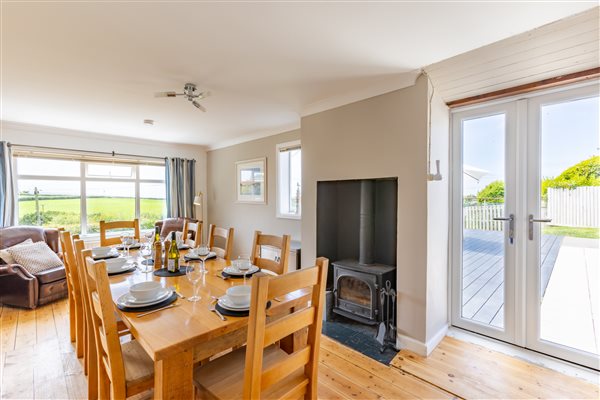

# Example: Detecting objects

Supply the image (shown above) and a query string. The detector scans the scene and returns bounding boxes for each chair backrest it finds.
[83,254,127,399]
[58,231,80,309]
[243,257,329,399]
[99,219,140,246]
[250,231,291,275]
[182,220,202,248]
[207,224,234,261]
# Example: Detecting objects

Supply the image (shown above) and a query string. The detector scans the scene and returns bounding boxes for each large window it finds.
[16,156,166,235]
[276,141,301,219]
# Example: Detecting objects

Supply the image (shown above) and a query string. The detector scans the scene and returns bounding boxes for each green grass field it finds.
[19,197,165,234]
[543,225,599,239]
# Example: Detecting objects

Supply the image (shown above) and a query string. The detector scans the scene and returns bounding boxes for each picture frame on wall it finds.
[236,157,267,204]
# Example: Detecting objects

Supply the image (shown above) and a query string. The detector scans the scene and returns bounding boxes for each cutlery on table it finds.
[273,297,282,302]
[169,287,185,299]
[216,273,228,280]
[136,303,179,318]
[209,304,227,321]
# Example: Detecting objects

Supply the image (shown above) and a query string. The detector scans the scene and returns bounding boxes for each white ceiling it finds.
[1,2,595,148]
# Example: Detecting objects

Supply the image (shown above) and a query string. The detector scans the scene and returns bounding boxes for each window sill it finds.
[276,213,301,220]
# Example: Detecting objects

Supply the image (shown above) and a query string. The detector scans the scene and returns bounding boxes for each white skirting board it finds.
[396,324,448,356]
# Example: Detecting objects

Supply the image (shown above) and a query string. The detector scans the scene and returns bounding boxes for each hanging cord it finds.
[422,69,442,181]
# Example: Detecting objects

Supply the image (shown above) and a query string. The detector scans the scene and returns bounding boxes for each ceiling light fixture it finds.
[143,119,155,125]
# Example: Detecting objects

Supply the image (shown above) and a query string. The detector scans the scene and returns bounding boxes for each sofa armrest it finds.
[43,228,61,254]
[0,264,38,309]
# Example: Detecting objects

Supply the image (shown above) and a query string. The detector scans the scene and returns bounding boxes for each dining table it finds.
[107,249,311,400]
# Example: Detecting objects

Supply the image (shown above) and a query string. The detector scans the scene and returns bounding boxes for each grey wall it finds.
[301,75,430,344]
[207,130,301,258]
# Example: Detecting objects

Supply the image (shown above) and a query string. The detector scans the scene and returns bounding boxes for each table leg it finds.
[154,349,194,400]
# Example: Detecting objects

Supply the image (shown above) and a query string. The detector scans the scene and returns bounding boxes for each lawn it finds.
[543,225,599,239]
[19,197,165,234]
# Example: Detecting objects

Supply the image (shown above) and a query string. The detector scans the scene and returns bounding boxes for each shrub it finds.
[477,180,504,204]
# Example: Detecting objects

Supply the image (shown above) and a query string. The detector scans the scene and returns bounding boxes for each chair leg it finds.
[75,302,84,358]
[68,296,76,343]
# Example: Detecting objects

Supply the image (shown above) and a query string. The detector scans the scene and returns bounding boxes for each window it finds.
[15,156,166,235]
[276,140,301,219]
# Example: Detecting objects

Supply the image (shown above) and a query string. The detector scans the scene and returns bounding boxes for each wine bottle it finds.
[167,231,180,272]
[154,226,160,244]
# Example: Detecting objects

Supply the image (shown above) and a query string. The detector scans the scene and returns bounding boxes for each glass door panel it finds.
[528,90,600,368]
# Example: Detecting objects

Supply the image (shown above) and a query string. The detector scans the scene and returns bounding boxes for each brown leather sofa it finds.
[0,226,67,309]
[155,217,198,239]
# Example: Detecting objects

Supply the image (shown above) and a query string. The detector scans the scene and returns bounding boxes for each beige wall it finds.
[207,130,301,258]
[301,75,431,344]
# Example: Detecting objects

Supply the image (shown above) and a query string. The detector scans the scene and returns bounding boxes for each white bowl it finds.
[129,281,162,302]
[226,285,252,306]
[104,257,128,272]
[92,246,112,257]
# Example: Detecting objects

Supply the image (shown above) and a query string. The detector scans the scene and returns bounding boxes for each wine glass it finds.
[138,243,153,273]
[186,262,203,302]
[120,234,129,256]
[237,254,251,285]
[197,244,210,274]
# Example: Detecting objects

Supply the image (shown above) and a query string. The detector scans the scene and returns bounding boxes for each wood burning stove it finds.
[332,260,396,325]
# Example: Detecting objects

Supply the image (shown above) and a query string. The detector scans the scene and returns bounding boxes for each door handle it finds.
[493,214,514,244]
[529,214,552,240]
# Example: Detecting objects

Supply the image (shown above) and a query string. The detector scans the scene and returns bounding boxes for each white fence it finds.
[547,187,599,228]
[463,204,504,231]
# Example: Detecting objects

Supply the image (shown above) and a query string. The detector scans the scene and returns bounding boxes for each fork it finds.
[209,304,227,321]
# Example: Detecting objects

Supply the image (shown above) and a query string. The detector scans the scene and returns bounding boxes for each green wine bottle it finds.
[167,231,180,272]
[154,226,160,243]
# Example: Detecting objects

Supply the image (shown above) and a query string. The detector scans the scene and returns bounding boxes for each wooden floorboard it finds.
[392,336,599,400]
[2,299,598,399]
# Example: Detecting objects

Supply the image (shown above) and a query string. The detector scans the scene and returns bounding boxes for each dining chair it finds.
[58,231,84,358]
[250,231,291,275]
[182,219,203,248]
[83,254,154,399]
[193,257,328,400]
[207,224,234,261]
[99,219,140,246]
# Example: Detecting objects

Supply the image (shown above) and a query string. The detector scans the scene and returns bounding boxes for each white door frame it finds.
[450,102,518,344]
[525,83,600,370]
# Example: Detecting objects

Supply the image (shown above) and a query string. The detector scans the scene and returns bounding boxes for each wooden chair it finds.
[99,219,140,246]
[207,224,234,261]
[182,220,203,248]
[58,231,84,358]
[193,257,328,399]
[251,231,291,275]
[83,255,154,399]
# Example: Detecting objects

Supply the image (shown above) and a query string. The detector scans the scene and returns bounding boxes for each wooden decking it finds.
[462,229,562,328]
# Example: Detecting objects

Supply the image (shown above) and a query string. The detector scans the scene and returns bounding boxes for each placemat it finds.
[153,266,191,277]
[108,266,137,276]
[115,243,142,250]
[215,302,249,317]
[141,259,154,265]
[221,268,261,279]
[93,253,119,261]
[117,292,178,312]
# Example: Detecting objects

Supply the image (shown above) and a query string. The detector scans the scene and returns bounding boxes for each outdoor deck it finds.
[461,229,563,328]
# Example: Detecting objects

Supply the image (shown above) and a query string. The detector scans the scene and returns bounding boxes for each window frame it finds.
[275,140,302,220]
[15,156,166,237]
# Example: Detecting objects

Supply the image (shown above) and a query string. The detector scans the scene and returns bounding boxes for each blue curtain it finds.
[0,141,16,227]
[165,158,196,219]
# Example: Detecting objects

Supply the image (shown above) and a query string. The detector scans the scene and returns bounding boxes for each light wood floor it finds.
[1,299,598,399]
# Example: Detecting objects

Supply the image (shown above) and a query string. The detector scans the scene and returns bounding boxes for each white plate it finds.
[107,263,134,274]
[218,296,250,311]
[223,265,260,276]
[116,288,171,308]
[93,250,119,259]
[185,251,217,260]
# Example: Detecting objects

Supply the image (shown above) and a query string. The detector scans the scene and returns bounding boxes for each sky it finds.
[463,95,599,197]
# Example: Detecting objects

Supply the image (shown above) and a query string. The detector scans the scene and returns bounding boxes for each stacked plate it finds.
[116,286,172,308]
[105,257,134,274]
[184,251,217,260]
[223,265,260,276]
[217,295,250,312]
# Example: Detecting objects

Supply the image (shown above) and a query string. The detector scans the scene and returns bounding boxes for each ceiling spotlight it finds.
[143,119,154,125]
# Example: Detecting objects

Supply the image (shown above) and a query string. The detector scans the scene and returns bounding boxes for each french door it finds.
[451,81,600,370]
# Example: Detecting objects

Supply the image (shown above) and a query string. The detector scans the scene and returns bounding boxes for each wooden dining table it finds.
[108,251,310,400]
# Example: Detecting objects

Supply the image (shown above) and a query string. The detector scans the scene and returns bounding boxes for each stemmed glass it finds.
[138,242,153,273]
[186,262,203,302]
[196,244,210,274]
[120,234,134,257]
[237,254,251,285]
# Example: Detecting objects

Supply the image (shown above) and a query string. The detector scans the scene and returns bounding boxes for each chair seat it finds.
[121,340,154,394]
[194,345,308,400]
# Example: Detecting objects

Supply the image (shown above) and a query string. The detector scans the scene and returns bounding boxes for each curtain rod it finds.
[7,142,195,162]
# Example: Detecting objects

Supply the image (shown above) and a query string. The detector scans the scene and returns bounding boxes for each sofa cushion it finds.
[0,238,33,264]
[0,226,46,249]
[7,241,64,275]
[35,266,67,284]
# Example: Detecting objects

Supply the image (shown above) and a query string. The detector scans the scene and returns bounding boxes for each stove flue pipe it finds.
[359,180,375,265]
